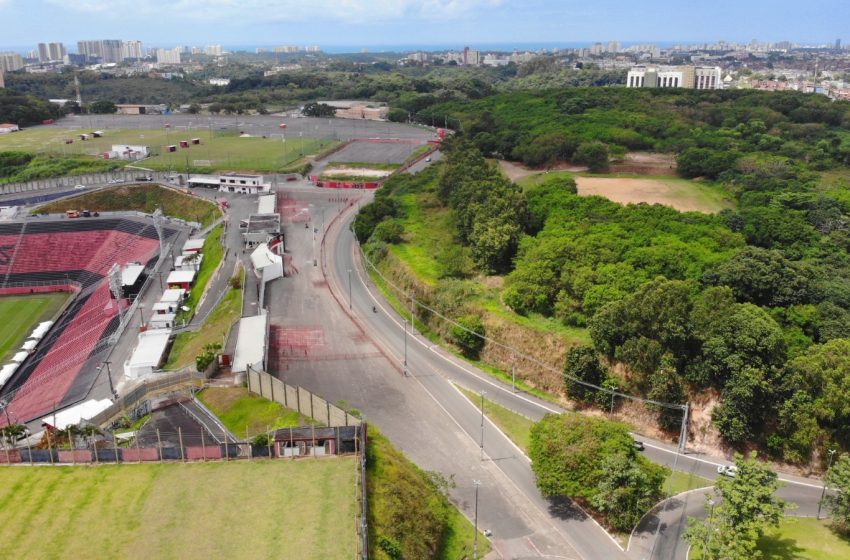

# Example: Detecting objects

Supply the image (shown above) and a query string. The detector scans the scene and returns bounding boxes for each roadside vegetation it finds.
[181,225,224,314]
[367,428,489,560]
[35,183,221,227]
[197,387,318,437]
[355,86,850,468]
[0,151,121,184]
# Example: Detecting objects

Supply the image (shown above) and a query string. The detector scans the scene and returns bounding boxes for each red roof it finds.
[0,123,18,127]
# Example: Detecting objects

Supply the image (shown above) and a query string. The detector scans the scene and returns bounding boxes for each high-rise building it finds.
[37,42,66,62]
[0,52,24,73]
[837,38,842,50]
[122,40,145,60]
[0,71,5,89]
[204,45,223,56]
[626,65,722,89]
[101,40,122,63]
[77,40,103,62]
[155,48,182,65]
[462,46,480,65]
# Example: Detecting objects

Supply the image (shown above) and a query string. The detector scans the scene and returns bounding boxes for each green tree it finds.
[302,102,336,117]
[186,103,201,114]
[591,453,667,532]
[825,453,850,534]
[684,452,786,560]
[563,346,606,404]
[88,99,116,114]
[450,315,485,358]
[573,141,609,172]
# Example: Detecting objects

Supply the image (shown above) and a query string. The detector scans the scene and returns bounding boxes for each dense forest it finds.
[0,89,63,126]
[356,88,850,466]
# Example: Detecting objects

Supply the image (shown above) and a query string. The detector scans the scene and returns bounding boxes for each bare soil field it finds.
[575,176,730,213]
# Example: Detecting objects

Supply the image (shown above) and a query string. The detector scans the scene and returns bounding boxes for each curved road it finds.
[320,189,829,560]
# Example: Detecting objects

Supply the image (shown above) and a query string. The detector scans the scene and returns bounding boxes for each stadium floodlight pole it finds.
[479,391,486,461]
[473,480,481,560]
[101,361,116,399]
[817,448,837,519]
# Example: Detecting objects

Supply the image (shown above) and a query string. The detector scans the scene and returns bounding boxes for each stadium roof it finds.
[257,194,276,215]
[160,288,186,303]
[166,270,196,285]
[122,264,145,286]
[40,398,113,430]
[183,239,205,253]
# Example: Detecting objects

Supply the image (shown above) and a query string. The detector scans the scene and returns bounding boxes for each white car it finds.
[74,184,87,190]
[717,464,738,477]
[108,178,124,184]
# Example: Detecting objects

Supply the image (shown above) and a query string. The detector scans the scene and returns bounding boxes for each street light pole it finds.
[479,391,486,461]
[705,498,716,557]
[511,352,516,393]
[610,385,618,416]
[403,318,408,377]
[817,448,837,519]
[473,480,481,560]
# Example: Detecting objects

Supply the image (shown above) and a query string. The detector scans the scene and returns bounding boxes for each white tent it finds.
[21,339,37,351]
[30,321,53,340]
[124,329,172,380]
[232,313,268,373]
[0,363,19,387]
[11,351,28,363]
[40,399,113,430]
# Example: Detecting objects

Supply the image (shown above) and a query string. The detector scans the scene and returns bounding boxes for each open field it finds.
[0,459,357,560]
[574,175,732,213]
[0,128,331,172]
[35,184,221,227]
[324,140,423,165]
[198,387,319,437]
[757,517,850,560]
[0,293,68,363]
[665,470,712,496]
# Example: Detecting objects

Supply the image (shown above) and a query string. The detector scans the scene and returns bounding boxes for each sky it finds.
[0,0,848,51]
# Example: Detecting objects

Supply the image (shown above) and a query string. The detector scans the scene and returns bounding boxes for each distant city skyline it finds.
[0,0,847,51]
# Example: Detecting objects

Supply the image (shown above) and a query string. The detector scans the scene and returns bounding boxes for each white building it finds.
[0,123,20,134]
[122,40,145,60]
[208,78,230,86]
[156,48,182,65]
[0,52,24,73]
[37,42,66,62]
[204,45,223,56]
[124,329,172,380]
[218,172,271,194]
[110,144,149,160]
[232,313,269,374]
[626,65,722,89]
[694,66,722,89]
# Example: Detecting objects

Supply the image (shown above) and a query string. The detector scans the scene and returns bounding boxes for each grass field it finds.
[197,387,319,438]
[0,128,334,173]
[757,517,850,560]
[0,293,68,363]
[35,184,221,227]
[665,470,713,496]
[0,459,357,560]
[517,170,732,214]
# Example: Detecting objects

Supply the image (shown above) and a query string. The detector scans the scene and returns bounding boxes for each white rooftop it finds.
[167,270,196,284]
[21,339,37,351]
[0,363,19,386]
[250,243,282,271]
[122,264,145,286]
[40,399,113,430]
[152,302,174,313]
[183,238,205,252]
[232,313,268,373]
[127,329,172,370]
[257,194,277,215]
[160,288,186,303]
[30,321,53,340]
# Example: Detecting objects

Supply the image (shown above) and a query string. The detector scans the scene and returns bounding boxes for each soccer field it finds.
[0,458,357,560]
[0,128,336,172]
[0,293,68,363]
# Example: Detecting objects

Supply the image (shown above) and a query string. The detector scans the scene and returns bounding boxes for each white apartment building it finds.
[0,52,24,73]
[37,42,66,62]
[156,48,182,64]
[204,45,223,56]
[122,40,145,60]
[626,65,722,89]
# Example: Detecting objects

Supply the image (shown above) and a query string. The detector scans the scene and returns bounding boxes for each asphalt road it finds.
[321,190,831,560]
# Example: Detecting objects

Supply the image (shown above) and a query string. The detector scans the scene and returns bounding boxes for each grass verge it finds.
[757,517,850,560]
[664,470,713,496]
[182,225,224,315]
[367,427,489,560]
[197,387,318,437]
[456,384,535,452]
[0,459,356,560]
[35,184,221,227]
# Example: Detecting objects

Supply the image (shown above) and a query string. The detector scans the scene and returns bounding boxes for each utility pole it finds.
[610,385,618,416]
[817,448,837,519]
[479,391,486,461]
[473,480,481,560]
[403,317,408,377]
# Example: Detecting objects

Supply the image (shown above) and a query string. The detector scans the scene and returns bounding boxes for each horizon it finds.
[0,0,847,53]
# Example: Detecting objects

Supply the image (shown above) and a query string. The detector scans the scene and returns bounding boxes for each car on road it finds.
[107,178,124,184]
[425,156,432,162]
[74,184,87,190]
[135,175,153,182]
[81,210,91,217]
[633,440,645,451]
[717,464,738,477]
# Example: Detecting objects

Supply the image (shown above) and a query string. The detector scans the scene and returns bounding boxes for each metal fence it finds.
[246,365,361,427]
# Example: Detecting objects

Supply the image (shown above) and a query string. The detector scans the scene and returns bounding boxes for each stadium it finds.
[0,217,174,424]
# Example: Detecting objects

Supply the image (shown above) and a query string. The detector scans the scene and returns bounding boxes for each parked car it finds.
[425,156,432,162]
[74,184,87,190]
[81,210,91,217]
[135,175,153,182]
[65,210,80,218]
[717,464,738,477]
[633,440,645,451]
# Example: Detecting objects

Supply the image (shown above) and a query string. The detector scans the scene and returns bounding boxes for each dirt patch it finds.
[321,167,393,178]
[498,160,587,182]
[575,176,717,213]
